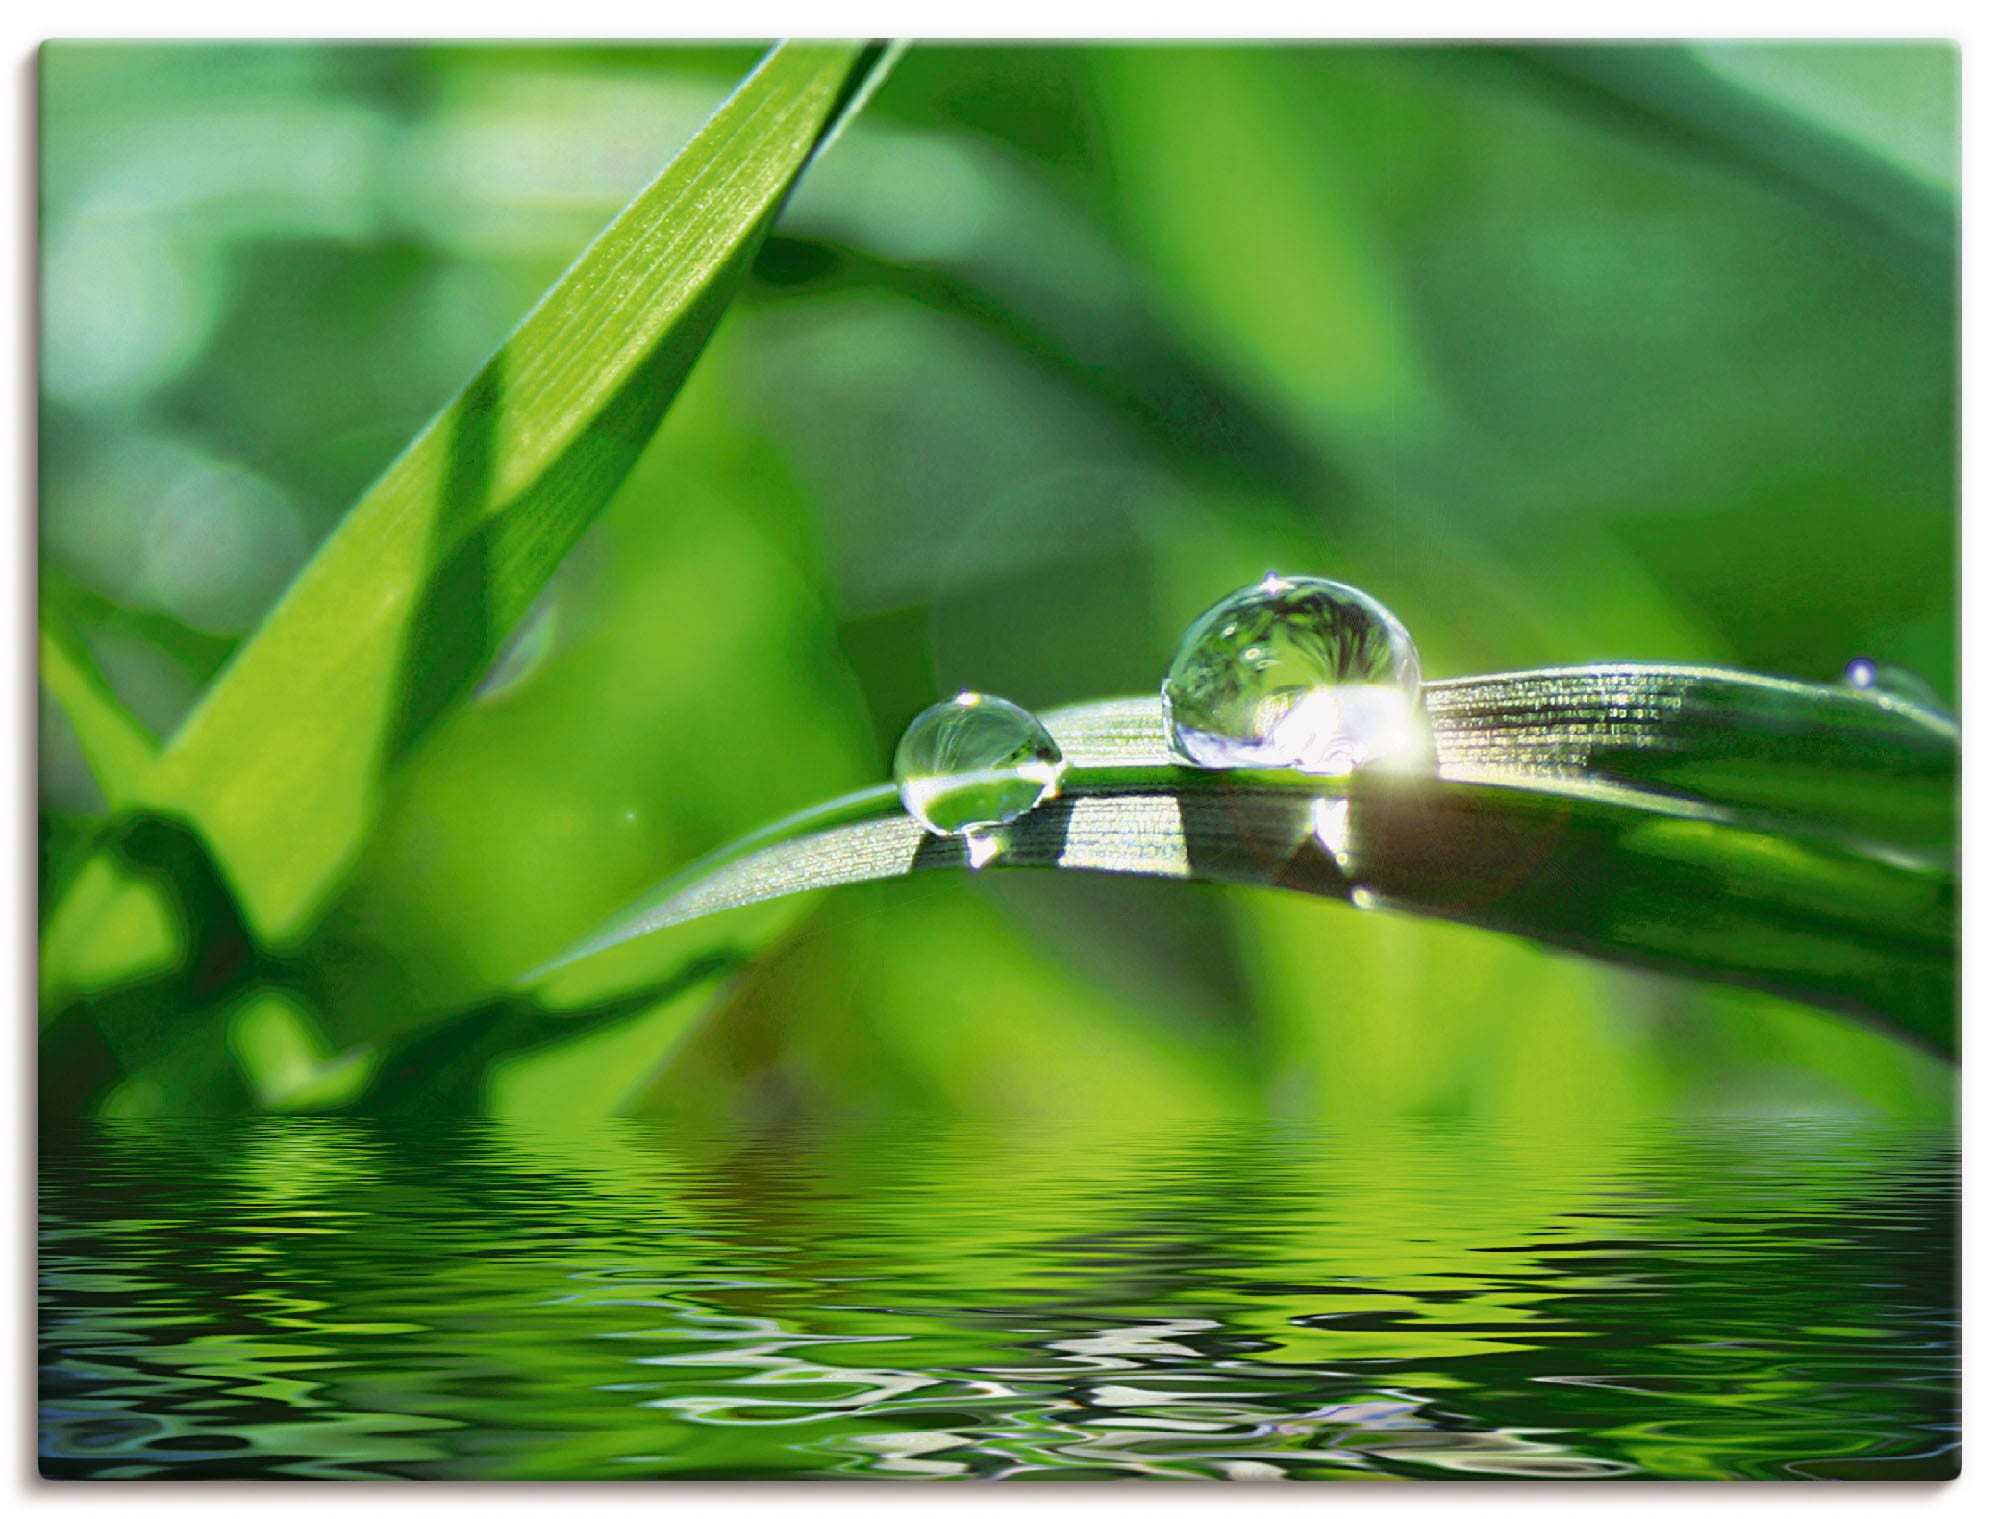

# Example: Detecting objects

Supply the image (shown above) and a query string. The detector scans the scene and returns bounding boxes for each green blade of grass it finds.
[532,666,1958,1058]
[40,41,897,1001]
[37,612,159,809]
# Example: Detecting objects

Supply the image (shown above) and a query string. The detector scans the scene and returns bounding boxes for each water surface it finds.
[41,1117,1958,1480]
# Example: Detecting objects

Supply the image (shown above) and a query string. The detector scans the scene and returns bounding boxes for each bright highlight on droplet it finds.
[1845,656,1951,716]
[893,692,1068,841]
[1162,574,1429,775]
[1311,795,1353,869]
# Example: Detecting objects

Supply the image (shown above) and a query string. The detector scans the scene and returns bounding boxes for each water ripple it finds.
[39,1117,1957,1480]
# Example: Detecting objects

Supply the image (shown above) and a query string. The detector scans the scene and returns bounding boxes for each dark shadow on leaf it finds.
[381,226,774,777]
[351,949,746,1118]
[385,356,501,765]
[40,812,288,1122]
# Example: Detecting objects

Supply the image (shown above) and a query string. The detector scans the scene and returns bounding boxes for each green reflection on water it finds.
[40,1118,1957,1480]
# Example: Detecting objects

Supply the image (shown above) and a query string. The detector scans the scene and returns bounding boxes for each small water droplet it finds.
[893,692,1067,839]
[1844,657,1949,713]
[1162,575,1428,775]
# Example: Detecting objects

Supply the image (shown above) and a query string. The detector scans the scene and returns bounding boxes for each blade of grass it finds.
[41,41,898,1002]
[530,666,1957,1058]
[37,611,158,809]
[1052,665,1958,848]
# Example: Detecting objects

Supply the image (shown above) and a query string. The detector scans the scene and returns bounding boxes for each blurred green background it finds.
[37,42,1958,1125]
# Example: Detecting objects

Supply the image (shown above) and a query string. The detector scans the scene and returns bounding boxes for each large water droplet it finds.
[894,692,1068,839]
[1162,574,1428,774]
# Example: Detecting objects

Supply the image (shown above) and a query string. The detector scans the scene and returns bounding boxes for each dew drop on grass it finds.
[1162,574,1429,775]
[894,692,1068,840]
[1844,656,1950,713]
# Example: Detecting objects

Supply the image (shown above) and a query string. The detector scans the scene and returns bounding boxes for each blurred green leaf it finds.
[1506,45,1955,278]
[1691,43,1957,194]
[40,41,897,999]
[539,667,1958,1059]
[37,609,158,808]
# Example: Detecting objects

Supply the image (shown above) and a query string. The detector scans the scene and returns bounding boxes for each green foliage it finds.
[37,42,1957,1125]
[38,606,158,808]
[41,41,892,991]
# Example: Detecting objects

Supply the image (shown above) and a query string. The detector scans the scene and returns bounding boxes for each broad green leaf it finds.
[37,612,158,807]
[534,667,1958,1059]
[40,41,896,1001]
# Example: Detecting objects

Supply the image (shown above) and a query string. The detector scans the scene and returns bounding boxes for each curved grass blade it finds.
[1054,664,1958,848]
[40,41,898,1001]
[532,665,1958,1058]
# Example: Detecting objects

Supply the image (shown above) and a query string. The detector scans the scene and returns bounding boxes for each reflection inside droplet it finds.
[893,691,1067,838]
[1311,795,1352,870]
[1163,575,1430,776]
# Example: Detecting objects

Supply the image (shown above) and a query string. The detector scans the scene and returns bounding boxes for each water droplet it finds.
[1844,657,1950,713]
[1162,574,1428,775]
[893,692,1068,839]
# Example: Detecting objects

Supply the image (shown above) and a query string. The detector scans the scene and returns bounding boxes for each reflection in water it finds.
[41,1119,1957,1480]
